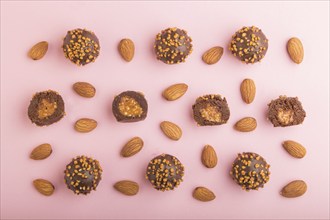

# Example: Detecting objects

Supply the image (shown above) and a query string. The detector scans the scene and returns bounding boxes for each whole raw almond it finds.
[202,46,224,65]
[73,82,96,98]
[201,145,218,168]
[193,186,216,202]
[74,118,97,133]
[114,180,139,196]
[28,41,48,60]
[280,180,307,198]
[121,137,144,157]
[160,121,182,141]
[282,140,306,158]
[240,79,256,104]
[30,143,52,160]
[118,38,135,62]
[234,117,257,132]
[287,37,304,64]
[33,179,55,196]
[162,83,188,101]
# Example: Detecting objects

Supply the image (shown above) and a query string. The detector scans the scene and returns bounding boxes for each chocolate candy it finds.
[112,91,148,122]
[229,26,268,64]
[64,155,102,195]
[62,28,100,66]
[267,96,306,127]
[27,90,65,126]
[230,152,270,191]
[145,154,184,191]
[192,94,230,126]
[154,27,193,64]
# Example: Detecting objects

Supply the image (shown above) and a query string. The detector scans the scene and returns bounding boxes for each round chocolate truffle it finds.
[267,96,306,127]
[146,154,184,191]
[154,27,193,64]
[229,26,268,64]
[64,155,102,195]
[230,152,270,191]
[28,90,65,126]
[62,28,100,66]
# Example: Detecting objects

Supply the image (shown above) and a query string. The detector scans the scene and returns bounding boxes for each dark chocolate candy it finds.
[64,155,102,195]
[145,154,184,191]
[192,94,230,126]
[229,26,268,64]
[230,152,270,191]
[112,91,148,122]
[154,27,193,64]
[62,28,100,66]
[267,96,306,127]
[27,90,65,126]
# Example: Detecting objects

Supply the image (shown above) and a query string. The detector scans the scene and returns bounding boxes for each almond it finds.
[282,140,306,158]
[28,41,48,60]
[33,179,55,196]
[280,180,307,198]
[73,82,96,98]
[240,79,256,104]
[287,37,304,64]
[202,46,224,65]
[30,143,52,160]
[201,145,218,168]
[74,118,97,133]
[193,186,216,202]
[114,180,139,196]
[118,38,135,62]
[162,83,188,101]
[121,137,144,157]
[160,121,182,141]
[234,117,257,132]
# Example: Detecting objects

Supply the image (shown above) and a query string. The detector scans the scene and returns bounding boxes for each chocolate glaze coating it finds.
[27,90,65,126]
[112,91,148,122]
[154,27,193,64]
[62,28,100,66]
[229,26,268,64]
[146,154,184,191]
[230,152,270,191]
[64,155,102,195]
[192,94,230,126]
[267,96,306,127]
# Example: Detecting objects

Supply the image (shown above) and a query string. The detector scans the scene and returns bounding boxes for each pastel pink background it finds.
[1,1,329,219]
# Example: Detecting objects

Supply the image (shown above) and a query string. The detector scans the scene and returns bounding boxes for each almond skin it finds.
[162,83,188,101]
[28,41,48,60]
[118,38,135,62]
[240,79,256,104]
[114,180,139,196]
[30,143,52,160]
[160,121,182,141]
[201,145,218,168]
[33,179,55,196]
[121,137,144,157]
[193,186,216,202]
[234,117,257,132]
[73,82,96,98]
[202,46,224,65]
[281,180,307,198]
[74,118,97,133]
[283,140,306,158]
[287,37,304,64]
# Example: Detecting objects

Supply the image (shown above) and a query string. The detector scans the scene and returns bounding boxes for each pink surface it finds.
[1,1,329,219]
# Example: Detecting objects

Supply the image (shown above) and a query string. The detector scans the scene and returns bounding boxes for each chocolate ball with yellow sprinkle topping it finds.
[64,155,102,195]
[229,26,268,64]
[230,152,270,191]
[146,154,184,191]
[62,28,100,66]
[154,27,193,64]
